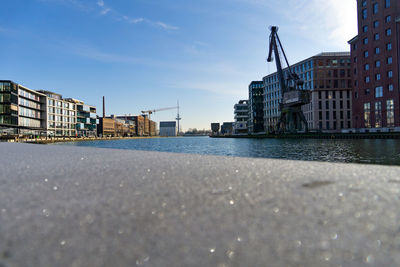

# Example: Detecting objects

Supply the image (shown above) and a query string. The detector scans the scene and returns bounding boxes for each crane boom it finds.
[267,25,310,133]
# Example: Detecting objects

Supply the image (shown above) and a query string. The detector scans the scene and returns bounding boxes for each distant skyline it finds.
[1,0,357,130]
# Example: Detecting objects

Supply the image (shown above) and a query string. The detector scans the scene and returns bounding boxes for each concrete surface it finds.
[1,143,400,266]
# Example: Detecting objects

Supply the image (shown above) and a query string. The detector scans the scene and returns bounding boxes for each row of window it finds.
[318,90,351,99]
[361,0,391,20]
[18,89,41,102]
[318,110,351,121]
[18,117,41,128]
[362,28,392,45]
[364,70,394,83]
[19,98,41,110]
[48,99,76,110]
[48,114,77,123]
[364,99,394,128]
[48,107,76,116]
[318,100,351,110]
[19,106,41,119]
[363,56,392,71]
[362,43,393,58]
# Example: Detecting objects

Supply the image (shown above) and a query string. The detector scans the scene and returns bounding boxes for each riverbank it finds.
[0,136,163,144]
[211,132,400,139]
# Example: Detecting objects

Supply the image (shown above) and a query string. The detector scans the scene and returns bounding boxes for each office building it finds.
[0,80,46,136]
[248,81,265,134]
[233,100,249,134]
[159,121,176,136]
[264,52,353,133]
[349,0,399,131]
[38,90,77,137]
[221,122,234,135]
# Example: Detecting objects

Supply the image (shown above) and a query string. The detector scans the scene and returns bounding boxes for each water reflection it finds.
[56,137,400,165]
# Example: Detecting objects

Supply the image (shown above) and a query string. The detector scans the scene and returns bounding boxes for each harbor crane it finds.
[267,26,310,133]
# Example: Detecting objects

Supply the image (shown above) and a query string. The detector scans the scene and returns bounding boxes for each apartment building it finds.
[66,99,97,137]
[38,90,77,137]
[349,0,399,131]
[248,81,265,134]
[0,80,46,136]
[263,52,352,133]
[233,100,249,134]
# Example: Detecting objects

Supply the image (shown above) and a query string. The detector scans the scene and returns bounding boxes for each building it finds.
[211,123,220,135]
[233,100,249,134]
[248,81,265,134]
[0,80,46,136]
[264,52,353,133]
[349,0,399,131]
[66,99,97,137]
[133,116,145,136]
[221,122,234,135]
[159,121,176,136]
[97,117,116,137]
[38,90,77,137]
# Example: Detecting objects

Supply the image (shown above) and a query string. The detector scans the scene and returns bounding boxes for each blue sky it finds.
[1,0,357,130]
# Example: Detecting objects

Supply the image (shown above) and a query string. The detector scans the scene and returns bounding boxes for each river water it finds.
[56,136,400,165]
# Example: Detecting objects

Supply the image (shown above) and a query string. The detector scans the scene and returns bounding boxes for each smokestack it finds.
[103,96,105,118]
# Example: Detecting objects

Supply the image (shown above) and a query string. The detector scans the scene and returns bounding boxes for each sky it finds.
[0,0,357,131]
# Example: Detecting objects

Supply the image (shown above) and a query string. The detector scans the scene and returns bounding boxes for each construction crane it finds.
[141,101,182,135]
[141,106,178,120]
[267,26,310,133]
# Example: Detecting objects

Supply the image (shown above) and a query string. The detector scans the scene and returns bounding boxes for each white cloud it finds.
[97,0,104,7]
[100,7,110,15]
[239,0,357,50]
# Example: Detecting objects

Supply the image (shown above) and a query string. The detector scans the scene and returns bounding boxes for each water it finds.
[56,136,400,165]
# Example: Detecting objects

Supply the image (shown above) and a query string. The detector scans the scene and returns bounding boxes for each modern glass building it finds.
[0,80,46,136]
[248,81,265,134]
[263,53,352,133]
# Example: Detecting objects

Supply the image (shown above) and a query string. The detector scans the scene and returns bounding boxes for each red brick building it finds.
[349,0,400,131]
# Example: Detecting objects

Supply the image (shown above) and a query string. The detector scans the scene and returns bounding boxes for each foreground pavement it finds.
[1,143,400,266]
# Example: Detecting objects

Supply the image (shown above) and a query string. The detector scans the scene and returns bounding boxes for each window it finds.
[388,84,393,91]
[363,25,368,32]
[326,101,329,109]
[386,28,392,36]
[375,60,381,67]
[375,86,383,98]
[374,33,380,40]
[373,21,379,28]
[364,51,369,58]
[365,76,370,83]
[373,3,378,14]
[388,71,393,78]
[385,0,390,8]
[364,103,371,128]
[387,57,392,64]
[375,102,382,128]
[375,47,380,54]
[362,0,367,7]
[386,15,391,23]
[387,43,392,51]
[362,9,367,19]
[365,64,369,70]
[376,74,381,81]
[363,38,368,44]
[387,99,394,127]
[365,88,370,95]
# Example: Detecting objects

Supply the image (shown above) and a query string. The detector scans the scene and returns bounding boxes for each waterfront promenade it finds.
[1,143,400,266]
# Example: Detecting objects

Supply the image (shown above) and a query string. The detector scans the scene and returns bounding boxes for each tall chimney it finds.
[103,96,105,118]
